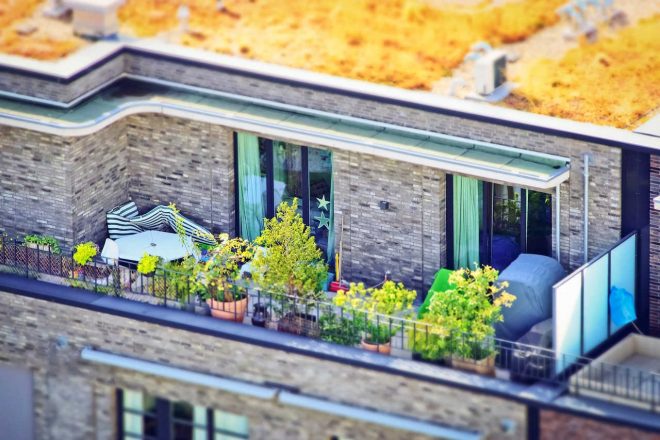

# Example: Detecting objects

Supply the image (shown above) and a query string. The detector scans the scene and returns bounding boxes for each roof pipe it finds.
[583,153,590,264]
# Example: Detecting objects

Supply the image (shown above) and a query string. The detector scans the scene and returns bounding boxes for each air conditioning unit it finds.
[64,0,125,39]
[474,50,507,96]
[654,195,660,211]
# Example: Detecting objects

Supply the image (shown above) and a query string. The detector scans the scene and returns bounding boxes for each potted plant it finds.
[193,233,254,322]
[252,199,328,336]
[319,310,362,347]
[137,253,160,277]
[333,281,417,355]
[24,234,61,254]
[413,266,516,376]
[73,241,99,279]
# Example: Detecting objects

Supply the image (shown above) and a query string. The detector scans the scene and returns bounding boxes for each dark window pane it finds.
[143,415,158,437]
[526,191,552,256]
[173,422,193,440]
[273,141,303,214]
[492,184,522,271]
[173,401,193,421]
[308,148,333,264]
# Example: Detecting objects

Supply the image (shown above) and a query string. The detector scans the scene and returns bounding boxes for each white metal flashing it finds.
[0,97,568,189]
[81,348,481,440]
[80,348,277,400]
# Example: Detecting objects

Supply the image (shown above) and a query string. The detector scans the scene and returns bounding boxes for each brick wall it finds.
[124,53,621,270]
[333,149,445,292]
[70,120,129,245]
[125,114,236,236]
[0,126,73,246]
[0,111,621,291]
[0,290,528,439]
[650,155,660,335]
[540,410,659,440]
[0,54,124,103]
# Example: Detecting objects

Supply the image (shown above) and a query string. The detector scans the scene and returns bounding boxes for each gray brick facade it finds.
[0,110,622,292]
[0,290,527,440]
[650,155,660,335]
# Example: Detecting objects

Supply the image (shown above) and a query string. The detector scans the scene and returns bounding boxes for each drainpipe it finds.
[583,153,590,264]
[556,185,561,262]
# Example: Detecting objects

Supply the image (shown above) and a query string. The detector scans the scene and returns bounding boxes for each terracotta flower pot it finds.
[207,295,248,322]
[450,355,496,377]
[360,338,392,355]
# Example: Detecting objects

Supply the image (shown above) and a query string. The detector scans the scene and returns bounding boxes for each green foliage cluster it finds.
[137,253,160,275]
[411,266,515,360]
[24,234,61,254]
[252,199,328,303]
[333,281,417,344]
[192,234,254,302]
[319,313,362,346]
[73,242,98,266]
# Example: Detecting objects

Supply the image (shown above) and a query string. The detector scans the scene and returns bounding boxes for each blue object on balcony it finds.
[609,286,637,327]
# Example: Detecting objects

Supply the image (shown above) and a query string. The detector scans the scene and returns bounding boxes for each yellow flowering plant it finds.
[193,234,254,302]
[137,253,160,275]
[411,266,516,361]
[333,281,417,344]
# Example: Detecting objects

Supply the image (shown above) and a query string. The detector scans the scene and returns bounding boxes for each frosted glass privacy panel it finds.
[554,274,582,374]
[582,255,609,353]
[610,234,636,335]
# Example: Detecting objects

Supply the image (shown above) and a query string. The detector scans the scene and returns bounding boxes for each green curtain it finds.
[453,175,480,269]
[237,132,265,241]
[327,153,335,265]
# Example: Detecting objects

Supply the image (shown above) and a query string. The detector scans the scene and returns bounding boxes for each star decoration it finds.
[314,211,331,230]
[316,195,330,211]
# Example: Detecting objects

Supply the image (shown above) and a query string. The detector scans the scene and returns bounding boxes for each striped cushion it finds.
[107,202,217,246]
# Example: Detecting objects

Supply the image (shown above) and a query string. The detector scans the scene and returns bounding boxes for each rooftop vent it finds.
[64,0,125,39]
[474,50,507,96]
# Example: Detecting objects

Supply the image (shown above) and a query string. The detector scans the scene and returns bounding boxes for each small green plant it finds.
[252,199,328,304]
[319,311,363,346]
[411,266,515,361]
[137,253,160,275]
[24,234,61,254]
[73,242,98,266]
[333,281,417,344]
[193,234,254,302]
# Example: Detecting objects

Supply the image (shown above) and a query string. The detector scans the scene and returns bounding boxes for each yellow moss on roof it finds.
[119,0,565,90]
[505,15,660,128]
[0,0,83,60]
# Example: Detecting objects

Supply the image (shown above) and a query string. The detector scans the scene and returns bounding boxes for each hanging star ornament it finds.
[314,211,331,230]
[316,194,330,211]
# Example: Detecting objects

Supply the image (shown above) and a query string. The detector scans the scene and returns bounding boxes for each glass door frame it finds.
[447,175,533,270]
[233,133,310,236]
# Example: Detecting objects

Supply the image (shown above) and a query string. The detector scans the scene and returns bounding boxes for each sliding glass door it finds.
[450,175,552,271]
[235,133,334,263]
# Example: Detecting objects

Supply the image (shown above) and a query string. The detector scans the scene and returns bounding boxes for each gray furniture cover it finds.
[495,254,566,341]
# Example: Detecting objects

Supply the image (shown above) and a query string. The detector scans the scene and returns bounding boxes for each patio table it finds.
[115,230,194,263]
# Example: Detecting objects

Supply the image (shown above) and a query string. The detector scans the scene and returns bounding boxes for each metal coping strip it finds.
[81,348,481,440]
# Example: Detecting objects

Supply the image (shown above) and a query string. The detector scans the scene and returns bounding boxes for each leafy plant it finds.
[73,242,98,266]
[151,258,198,303]
[137,253,160,275]
[193,234,254,302]
[333,281,417,344]
[319,311,362,346]
[24,234,61,254]
[411,266,515,361]
[252,199,328,304]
